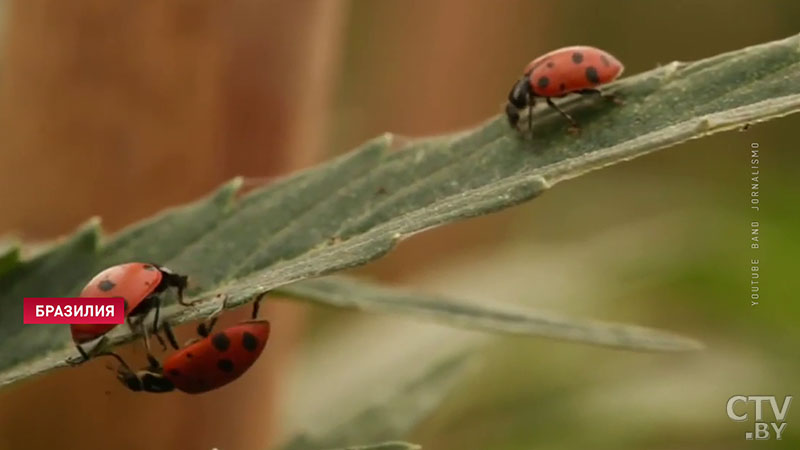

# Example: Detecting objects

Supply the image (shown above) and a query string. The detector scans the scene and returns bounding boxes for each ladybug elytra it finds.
[102,294,269,394]
[70,262,189,361]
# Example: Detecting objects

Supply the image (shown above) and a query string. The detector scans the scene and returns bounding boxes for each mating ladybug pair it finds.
[505,45,624,132]
[107,294,268,395]
[71,262,270,394]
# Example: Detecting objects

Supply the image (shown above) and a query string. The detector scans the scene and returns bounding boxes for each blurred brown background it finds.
[0,1,798,450]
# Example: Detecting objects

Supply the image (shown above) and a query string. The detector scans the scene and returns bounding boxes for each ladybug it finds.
[102,295,269,394]
[70,262,189,361]
[506,46,624,132]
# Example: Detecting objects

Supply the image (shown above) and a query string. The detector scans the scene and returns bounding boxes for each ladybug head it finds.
[115,366,144,392]
[158,265,189,299]
[506,76,532,128]
[508,77,532,109]
[99,352,145,391]
[102,352,176,394]
[114,368,174,393]
[138,371,175,393]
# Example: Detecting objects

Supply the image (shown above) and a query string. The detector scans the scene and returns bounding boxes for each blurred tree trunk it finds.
[0,0,547,448]
[0,1,344,449]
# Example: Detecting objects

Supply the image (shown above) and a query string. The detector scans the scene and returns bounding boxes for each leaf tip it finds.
[0,237,20,255]
[81,215,103,231]
[77,216,103,246]
[680,337,707,352]
[0,240,21,276]
[229,175,245,190]
[219,176,245,202]
[380,131,395,142]
[643,331,705,353]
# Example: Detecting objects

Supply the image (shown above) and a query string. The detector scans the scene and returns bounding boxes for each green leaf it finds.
[277,276,703,352]
[2,33,800,388]
[321,442,421,450]
[279,350,473,450]
[0,240,19,279]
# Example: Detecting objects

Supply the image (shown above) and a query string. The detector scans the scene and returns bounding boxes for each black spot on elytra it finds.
[586,66,600,84]
[98,279,116,292]
[572,52,584,64]
[559,83,566,92]
[169,369,181,377]
[186,352,193,359]
[546,61,554,68]
[242,332,259,352]
[537,76,549,89]
[217,359,234,372]
[601,55,611,67]
[211,333,230,352]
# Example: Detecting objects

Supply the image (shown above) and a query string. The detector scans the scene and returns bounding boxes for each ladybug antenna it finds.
[95,351,133,373]
[96,352,148,392]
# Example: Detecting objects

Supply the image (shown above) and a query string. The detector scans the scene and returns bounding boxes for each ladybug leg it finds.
[152,331,168,351]
[145,352,163,371]
[151,296,161,334]
[177,282,187,305]
[139,321,155,356]
[145,295,180,351]
[95,351,140,389]
[579,88,624,105]
[178,294,195,307]
[161,321,180,350]
[66,345,91,366]
[131,312,161,362]
[67,336,111,365]
[148,295,169,351]
[95,351,134,371]
[526,96,536,134]
[196,294,228,337]
[251,292,267,319]
[126,313,146,348]
[171,273,194,307]
[545,97,580,133]
[197,315,219,338]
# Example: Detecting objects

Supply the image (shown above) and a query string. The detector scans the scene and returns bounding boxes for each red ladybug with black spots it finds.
[506,46,624,131]
[70,262,189,361]
[101,295,269,394]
